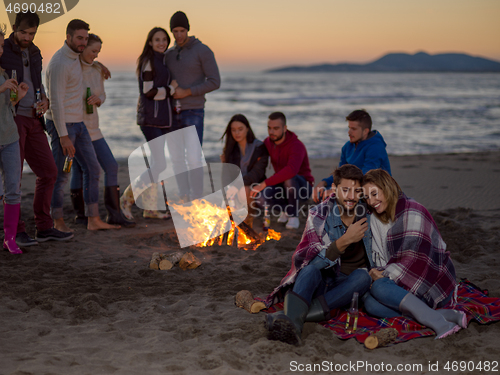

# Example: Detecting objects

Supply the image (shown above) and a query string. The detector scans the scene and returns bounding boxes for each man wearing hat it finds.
[165,11,220,200]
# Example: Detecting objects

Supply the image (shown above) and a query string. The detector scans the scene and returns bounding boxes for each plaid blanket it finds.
[262,279,500,345]
[381,193,457,308]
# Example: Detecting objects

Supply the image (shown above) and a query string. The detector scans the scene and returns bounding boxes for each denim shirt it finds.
[316,201,374,269]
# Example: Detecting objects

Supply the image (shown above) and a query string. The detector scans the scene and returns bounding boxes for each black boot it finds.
[265,291,309,345]
[104,186,136,228]
[305,296,331,322]
[70,189,88,225]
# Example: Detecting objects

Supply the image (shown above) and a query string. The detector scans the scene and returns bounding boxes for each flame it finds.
[170,199,280,250]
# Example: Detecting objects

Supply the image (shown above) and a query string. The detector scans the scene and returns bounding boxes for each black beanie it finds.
[170,11,190,31]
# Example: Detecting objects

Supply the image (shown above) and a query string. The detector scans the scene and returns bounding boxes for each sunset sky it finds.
[1,0,499,71]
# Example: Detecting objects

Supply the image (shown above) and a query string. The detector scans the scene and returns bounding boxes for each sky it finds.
[1,0,499,72]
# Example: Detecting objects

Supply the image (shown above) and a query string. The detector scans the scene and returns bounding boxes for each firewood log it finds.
[179,252,202,270]
[234,290,266,314]
[149,252,161,270]
[364,328,398,349]
[237,221,263,244]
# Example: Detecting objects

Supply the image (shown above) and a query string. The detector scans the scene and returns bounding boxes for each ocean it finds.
[98,72,500,161]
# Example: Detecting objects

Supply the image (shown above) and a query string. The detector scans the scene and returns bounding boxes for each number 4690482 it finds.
[5,3,61,13]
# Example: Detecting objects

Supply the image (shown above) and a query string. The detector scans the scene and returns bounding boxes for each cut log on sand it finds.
[159,251,184,270]
[149,252,161,270]
[234,290,266,313]
[364,328,399,349]
[179,252,202,270]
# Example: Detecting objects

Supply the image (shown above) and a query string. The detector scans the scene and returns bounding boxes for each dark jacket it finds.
[0,33,45,127]
[227,143,269,186]
[137,51,173,128]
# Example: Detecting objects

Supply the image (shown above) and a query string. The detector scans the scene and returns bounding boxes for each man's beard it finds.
[14,36,30,49]
[337,198,357,216]
[271,132,284,143]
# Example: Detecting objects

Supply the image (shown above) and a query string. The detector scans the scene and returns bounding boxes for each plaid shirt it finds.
[265,195,373,307]
[381,193,457,308]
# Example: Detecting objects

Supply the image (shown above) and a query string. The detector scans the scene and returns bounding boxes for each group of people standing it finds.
[0,10,220,253]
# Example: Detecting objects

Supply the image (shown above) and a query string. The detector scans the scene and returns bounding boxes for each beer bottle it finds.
[35,89,43,117]
[10,70,18,103]
[86,87,93,114]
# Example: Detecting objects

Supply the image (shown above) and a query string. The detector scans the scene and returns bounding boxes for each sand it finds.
[1,151,499,375]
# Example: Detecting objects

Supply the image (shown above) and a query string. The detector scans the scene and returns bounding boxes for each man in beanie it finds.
[165,11,220,200]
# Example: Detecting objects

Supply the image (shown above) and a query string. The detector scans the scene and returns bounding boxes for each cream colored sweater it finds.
[81,60,105,141]
[45,42,84,137]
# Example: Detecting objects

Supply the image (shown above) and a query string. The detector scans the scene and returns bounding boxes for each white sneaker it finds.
[277,212,289,223]
[286,217,300,229]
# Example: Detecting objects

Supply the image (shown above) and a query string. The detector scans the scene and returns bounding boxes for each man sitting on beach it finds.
[264,164,373,345]
[312,109,391,203]
[250,112,314,229]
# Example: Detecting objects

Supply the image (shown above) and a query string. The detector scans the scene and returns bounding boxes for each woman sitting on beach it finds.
[70,34,135,229]
[220,114,268,227]
[362,169,466,339]
[0,27,29,253]
[120,27,177,220]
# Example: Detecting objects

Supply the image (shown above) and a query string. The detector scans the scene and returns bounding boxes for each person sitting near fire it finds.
[220,114,268,228]
[250,111,314,229]
[312,109,391,203]
[263,164,373,345]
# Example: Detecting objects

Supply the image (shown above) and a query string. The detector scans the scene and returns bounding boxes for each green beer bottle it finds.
[86,87,93,114]
[10,70,18,103]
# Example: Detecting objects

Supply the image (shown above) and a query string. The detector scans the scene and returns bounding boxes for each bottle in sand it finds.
[345,292,359,333]
[10,70,18,102]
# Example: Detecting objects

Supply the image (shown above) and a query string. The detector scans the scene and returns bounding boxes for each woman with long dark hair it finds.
[220,114,268,227]
[120,27,177,220]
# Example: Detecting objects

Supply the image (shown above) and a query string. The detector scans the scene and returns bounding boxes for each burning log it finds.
[234,290,266,314]
[364,328,398,349]
[179,252,202,270]
[237,221,263,245]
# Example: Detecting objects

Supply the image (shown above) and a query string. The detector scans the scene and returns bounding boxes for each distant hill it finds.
[266,52,500,73]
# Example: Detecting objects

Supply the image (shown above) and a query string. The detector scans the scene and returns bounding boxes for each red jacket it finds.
[264,130,314,187]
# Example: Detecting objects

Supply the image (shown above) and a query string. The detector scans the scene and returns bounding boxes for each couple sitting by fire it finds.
[262,164,466,346]
[220,112,313,230]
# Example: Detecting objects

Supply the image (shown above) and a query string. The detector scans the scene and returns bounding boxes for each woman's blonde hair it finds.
[362,169,402,223]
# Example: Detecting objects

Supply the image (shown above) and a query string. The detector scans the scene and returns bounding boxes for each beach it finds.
[1,151,499,375]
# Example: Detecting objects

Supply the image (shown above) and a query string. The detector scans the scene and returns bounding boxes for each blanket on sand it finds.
[262,279,500,345]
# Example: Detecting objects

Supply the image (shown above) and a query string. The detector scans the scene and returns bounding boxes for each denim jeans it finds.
[46,120,100,218]
[167,109,205,200]
[0,140,22,205]
[362,277,453,318]
[292,259,372,310]
[140,126,170,182]
[71,137,118,188]
[259,175,312,217]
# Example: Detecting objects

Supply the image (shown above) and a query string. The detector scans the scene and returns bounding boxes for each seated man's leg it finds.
[283,175,312,229]
[321,268,372,311]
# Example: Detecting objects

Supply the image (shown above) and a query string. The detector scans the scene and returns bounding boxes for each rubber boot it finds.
[70,189,88,225]
[120,184,135,220]
[104,186,136,228]
[265,291,309,345]
[3,203,23,254]
[305,296,331,322]
[399,293,461,339]
[437,309,468,329]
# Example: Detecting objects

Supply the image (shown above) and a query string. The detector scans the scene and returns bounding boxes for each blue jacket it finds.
[323,130,391,186]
